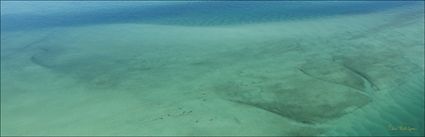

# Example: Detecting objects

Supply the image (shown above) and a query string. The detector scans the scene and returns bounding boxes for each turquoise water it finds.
[1,1,414,30]
[1,1,424,136]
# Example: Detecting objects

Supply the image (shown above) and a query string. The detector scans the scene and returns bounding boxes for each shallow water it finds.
[1,1,424,136]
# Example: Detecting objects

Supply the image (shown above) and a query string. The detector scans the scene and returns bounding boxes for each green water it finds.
[1,1,424,136]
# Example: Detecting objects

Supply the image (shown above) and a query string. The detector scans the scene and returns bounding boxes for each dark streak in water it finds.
[342,63,380,91]
[297,65,366,92]
[30,54,52,69]
[22,36,49,50]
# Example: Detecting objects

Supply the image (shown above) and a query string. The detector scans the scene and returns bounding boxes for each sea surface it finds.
[1,1,424,136]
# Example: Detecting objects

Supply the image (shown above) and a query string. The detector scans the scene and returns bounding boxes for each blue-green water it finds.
[1,1,424,136]
[1,1,416,30]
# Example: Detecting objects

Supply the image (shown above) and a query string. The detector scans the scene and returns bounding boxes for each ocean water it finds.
[1,1,424,136]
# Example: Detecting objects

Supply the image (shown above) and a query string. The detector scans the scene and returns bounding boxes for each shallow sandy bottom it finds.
[1,3,424,136]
